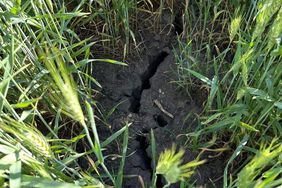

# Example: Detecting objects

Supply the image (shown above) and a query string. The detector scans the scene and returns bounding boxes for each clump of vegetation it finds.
[156,144,205,187]
[0,0,128,187]
[236,141,282,187]
[0,0,281,187]
[174,0,282,186]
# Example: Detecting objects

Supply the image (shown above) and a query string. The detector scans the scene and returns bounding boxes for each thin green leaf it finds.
[116,125,128,188]
[150,129,157,188]
[9,151,21,188]
[224,135,249,188]
[101,125,129,147]
[183,68,212,85]
[239,122,259,132]
[21,176,81,188]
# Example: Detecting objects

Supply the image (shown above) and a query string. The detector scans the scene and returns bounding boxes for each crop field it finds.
[0,0,281,187]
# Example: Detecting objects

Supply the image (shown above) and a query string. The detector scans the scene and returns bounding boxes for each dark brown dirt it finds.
[79,3,226,188]
[91,47,224,188]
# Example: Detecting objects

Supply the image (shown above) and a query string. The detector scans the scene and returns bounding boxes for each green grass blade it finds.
[116,124,129,188]
[224,135,249,188]
[0,36,14,113]
[9,150,21,188]
[101,125,129,148]
[21,176,81,188]
[150,129,157,188]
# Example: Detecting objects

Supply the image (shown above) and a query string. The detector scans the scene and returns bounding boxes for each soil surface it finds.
[81,5,226,188]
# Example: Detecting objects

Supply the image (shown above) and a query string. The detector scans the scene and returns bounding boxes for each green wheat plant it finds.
[156,144,205,187]
[39,46,86,126]
[72,0,139,56]
[0,116,53,158]
[174,0,282,186]
[235,140,282,188]
[1,0,281,187]
[0,0,132,187]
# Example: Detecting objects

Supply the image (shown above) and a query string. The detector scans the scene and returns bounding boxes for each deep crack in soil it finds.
[87,6,226,188]
[129,51,169,113]
[91,46,225,187]
[135,135,151,171]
